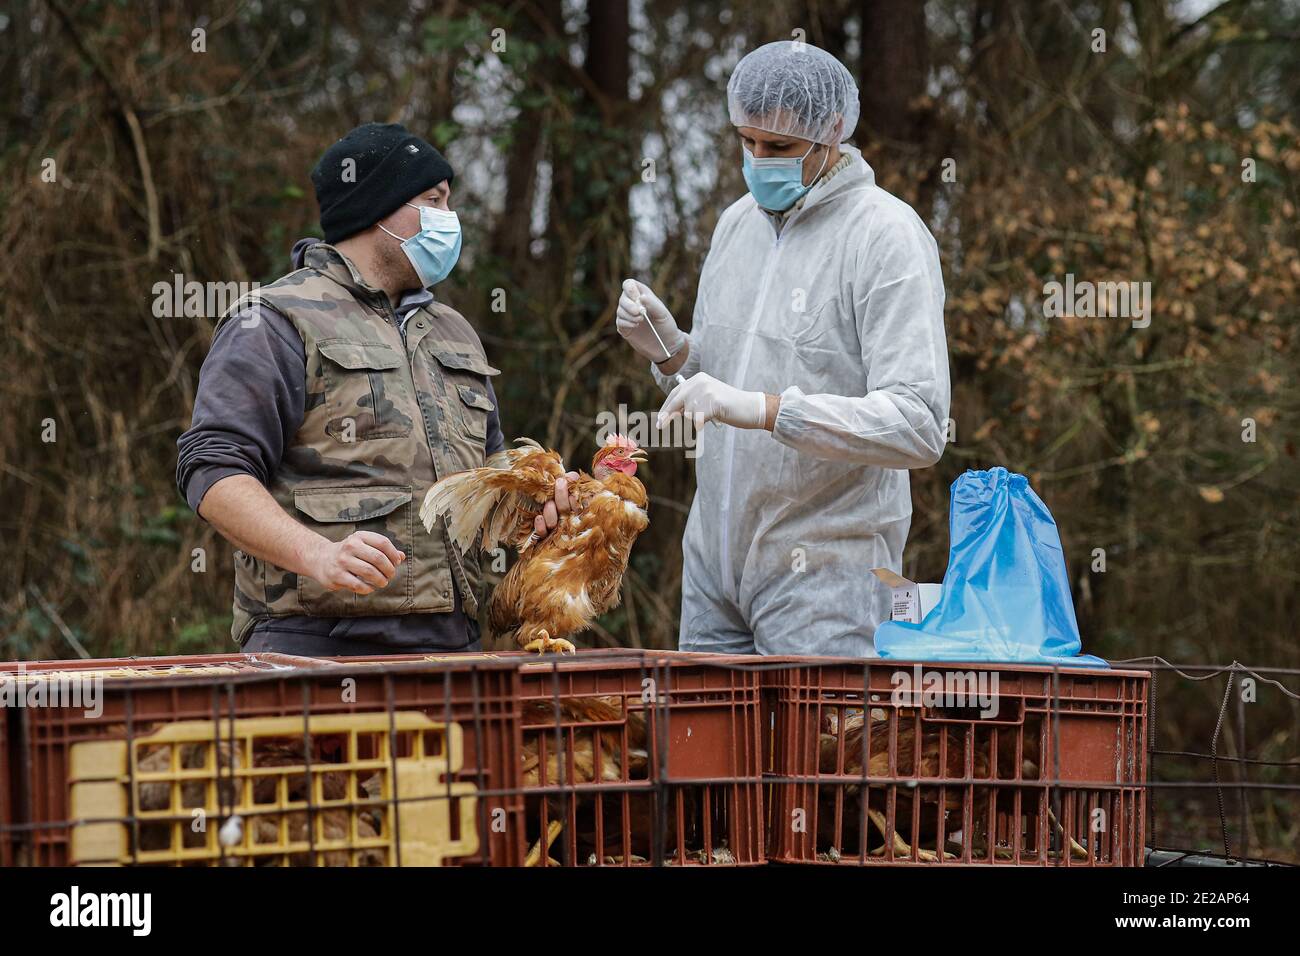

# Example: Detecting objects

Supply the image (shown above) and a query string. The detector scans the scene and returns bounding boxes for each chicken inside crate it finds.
[517,657,765,866]
[766,661,1149,866]
[68,712,481,866]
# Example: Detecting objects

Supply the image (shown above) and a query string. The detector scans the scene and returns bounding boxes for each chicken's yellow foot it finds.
[987,818,1089,862]
[1046,807,1091,861]
[521,630,577,655]
[865,809,955,862]
[524,820,564,867]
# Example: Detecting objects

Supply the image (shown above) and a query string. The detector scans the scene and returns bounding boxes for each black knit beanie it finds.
[310,123,454,244]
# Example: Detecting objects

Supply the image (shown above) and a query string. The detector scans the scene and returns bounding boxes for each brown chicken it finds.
[520,695,650,865]
[817,708,1086,862]
[420,435,649,654]
[816,708,984,861]
[518,696,720,865]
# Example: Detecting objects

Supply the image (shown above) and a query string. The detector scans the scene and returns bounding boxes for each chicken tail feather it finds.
[420,468,507,553]
[421,438,563,554]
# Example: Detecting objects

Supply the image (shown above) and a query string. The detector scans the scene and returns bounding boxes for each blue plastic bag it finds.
[876,467,1107,667]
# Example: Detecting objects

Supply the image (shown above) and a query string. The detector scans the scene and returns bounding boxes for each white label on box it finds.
[892,587,919,623]
[871,568,937,624]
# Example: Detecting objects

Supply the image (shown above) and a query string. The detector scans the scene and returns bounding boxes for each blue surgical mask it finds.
[741,141,829,212]
[379,203,462,288]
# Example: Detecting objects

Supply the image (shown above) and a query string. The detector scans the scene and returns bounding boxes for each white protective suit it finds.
[652,145,950,656]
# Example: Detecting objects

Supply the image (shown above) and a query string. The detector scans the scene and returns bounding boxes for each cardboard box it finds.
[870,568,942,624]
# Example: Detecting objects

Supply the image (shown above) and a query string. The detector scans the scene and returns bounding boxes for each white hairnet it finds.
[726,40,860,145]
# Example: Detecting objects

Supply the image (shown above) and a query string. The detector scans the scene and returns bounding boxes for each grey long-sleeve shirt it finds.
[176,239,504,651]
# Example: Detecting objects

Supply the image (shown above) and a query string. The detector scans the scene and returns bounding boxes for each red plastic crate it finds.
[3,655,524,867]
[764,659,1149,866]
[339,648,768,866]
[0,652,354,867]
[513,650,765,866]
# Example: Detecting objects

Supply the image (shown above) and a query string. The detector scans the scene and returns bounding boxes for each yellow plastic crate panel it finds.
[68,713,477,866]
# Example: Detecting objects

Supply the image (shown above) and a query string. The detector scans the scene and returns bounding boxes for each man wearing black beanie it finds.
[312,122,458,301]
[177,123,577,656]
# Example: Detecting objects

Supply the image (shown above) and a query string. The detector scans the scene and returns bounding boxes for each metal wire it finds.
[1119,657,1298,863]
[1209,670,1234,859]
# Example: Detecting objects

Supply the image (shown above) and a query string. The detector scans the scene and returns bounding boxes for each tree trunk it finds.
[858,0,931,148]
[584,0,632,299]
[489,0,563,270]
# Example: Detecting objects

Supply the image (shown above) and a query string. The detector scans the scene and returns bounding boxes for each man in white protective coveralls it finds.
[615,40,950,657]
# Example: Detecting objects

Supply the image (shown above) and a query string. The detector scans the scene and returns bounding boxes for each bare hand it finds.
[306,531,405,594]
[534,472,581,539]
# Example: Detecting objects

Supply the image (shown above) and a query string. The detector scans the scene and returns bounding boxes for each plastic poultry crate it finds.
[514,652,763,867]
[763,659,1150,866]
[2,655,524,866]
[338,648,768,866]
[4,655,274,866]
[512,650,765,866]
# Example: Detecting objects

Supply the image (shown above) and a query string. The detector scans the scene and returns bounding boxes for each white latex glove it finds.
[616,279,686,363]
[657,372,767,431]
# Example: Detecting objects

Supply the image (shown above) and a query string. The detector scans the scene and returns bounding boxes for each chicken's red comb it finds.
[602,433,640,451]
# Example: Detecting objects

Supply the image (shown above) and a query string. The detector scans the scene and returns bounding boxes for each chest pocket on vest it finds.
[318,340,414,442]
[427,347,499,442]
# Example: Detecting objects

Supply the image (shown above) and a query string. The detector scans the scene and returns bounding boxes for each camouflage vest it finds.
[216,244,499,644]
